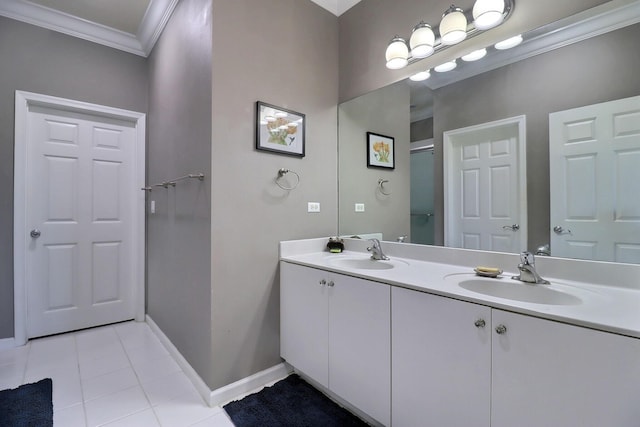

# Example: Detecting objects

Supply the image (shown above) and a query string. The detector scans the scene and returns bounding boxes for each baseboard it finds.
[210,362,293,407]
[0,337,17,351]
[145,315,213,406]
[145,315,292,408]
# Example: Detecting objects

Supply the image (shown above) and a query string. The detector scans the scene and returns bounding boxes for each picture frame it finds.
[366,132,395,169]
[256,101,305,157]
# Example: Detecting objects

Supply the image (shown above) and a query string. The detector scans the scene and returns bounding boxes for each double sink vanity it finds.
[279,237,640,427]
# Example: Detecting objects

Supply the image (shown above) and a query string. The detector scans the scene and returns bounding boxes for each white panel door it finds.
[444,117,527,253]
[549,96,640,263]
[25,105,137,338]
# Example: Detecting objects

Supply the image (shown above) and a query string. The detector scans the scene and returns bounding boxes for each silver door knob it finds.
[474,319,486,328]
[495,324,507,335]
[553,226,572,235]
[30,229,41,238]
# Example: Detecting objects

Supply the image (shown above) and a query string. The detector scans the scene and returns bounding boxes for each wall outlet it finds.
[355,203,365,212]
[308,202,321,213]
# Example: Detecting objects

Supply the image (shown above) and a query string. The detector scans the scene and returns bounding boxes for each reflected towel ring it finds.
[276,168,300,190]
[378,178,391,195]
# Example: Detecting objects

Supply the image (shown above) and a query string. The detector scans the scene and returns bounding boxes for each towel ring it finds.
[276,168,300,190]
[378,178,391,195]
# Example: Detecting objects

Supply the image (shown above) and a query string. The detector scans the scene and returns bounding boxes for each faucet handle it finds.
[520,251,535,266]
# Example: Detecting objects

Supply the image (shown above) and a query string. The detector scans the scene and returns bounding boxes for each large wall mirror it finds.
[338,1,640,264]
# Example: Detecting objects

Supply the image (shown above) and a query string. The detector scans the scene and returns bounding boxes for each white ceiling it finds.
[0,0,360,57]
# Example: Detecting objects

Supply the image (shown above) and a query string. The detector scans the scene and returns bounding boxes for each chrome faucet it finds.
[512,251,550,285]
[367,238,390,261]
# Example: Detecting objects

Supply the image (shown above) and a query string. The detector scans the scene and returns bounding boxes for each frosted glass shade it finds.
[473,0,505,30]
[440,6,467,45]
[410,22,435,59]
[409,70,431,81]
[434,60,457,72]
[385,36,409,69]
[461,48,487,62]
[495,34,523,50]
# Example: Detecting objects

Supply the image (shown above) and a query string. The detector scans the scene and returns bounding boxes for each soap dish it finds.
[474,268,503,278]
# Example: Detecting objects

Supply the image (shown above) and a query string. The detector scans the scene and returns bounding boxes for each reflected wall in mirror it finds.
[338,2,640,264]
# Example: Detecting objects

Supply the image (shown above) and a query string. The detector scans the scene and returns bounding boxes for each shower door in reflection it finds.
[410,146,435,245]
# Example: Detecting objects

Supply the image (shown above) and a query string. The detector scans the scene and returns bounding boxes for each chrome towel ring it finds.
[378,178,391,195]
[276,168,300,190]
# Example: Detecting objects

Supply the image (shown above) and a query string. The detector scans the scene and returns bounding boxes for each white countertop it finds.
[280,249,640,339]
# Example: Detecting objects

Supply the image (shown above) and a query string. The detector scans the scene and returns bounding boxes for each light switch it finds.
[307,202,321,213]
[355,203,365,212]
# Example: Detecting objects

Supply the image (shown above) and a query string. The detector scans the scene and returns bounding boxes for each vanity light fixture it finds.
[473,0,506,30]
[410,22,435,58]
[434,60,457,72]
[409,70,431,81]
[495,34,523,50]
[385,35,410,69]
[384,0,514,70]
[461,48,487,61]
[440,6,467,45]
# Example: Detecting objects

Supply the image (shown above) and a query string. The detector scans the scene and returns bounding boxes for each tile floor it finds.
[0,321,236,427]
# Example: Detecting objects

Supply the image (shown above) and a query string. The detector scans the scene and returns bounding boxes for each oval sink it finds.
[457,278,582,305]
[329,257,408,270]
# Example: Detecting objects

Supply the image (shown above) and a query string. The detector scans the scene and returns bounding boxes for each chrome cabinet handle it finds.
[495,324,507,335]
[327,281,335,287]
[553,226,572,235]
[474,319,486,328]
[319,279,326,286]
[30,229,41,238]
[502,224,520,231]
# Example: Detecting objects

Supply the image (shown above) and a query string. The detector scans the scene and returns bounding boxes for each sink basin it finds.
[457,278,582,305]
[328,257,408,270]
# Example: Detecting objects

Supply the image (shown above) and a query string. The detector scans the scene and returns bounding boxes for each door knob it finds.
[30,229,41,238]
[474,319,486,328]
[502,224,520,231]
[495,324,507,335]
[553,226,572,235]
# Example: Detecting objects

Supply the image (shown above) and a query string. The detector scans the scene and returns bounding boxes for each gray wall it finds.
[432,23,640,250]
[338,0,611,102]
[411,118,434,142]
[339,82,411,240]
[209,0,339,389]
[0,17,148,339]
[147,0,214,386]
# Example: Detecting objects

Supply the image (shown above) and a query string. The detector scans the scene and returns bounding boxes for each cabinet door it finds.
[392,287,491,427]
[492,310,640,427]
[329,274,391,426]
[280,262,329,387]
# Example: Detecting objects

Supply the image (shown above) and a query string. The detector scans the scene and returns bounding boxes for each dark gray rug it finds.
[224,374,369,426]
[0,378,53,427]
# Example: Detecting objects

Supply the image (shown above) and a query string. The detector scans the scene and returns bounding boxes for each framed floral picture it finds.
[256,101,305,157]
[366,132,395,169]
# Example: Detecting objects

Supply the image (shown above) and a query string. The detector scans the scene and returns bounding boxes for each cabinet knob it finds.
[495,324,507,335]
[327,280,335,287]
[319,279,326,286]
[474,319,486,328]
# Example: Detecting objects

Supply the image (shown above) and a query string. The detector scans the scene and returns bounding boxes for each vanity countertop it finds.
[280,249,640,339]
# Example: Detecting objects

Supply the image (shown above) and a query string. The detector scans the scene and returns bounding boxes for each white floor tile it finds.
[24,364,83,410]
[54,403,87,427]
[0,363,26,390]
[76,328,125,363]
[124,338,168,366]
[101,408,160,427]
[28,335,76,365]
[79,348,130,379]
[84,385,150,427]
[188,412,236,427]
[141,371,198,407]
[132,353,181,383]
[0,344,30,367]
[82,367,139,402]
[153,389,223,427]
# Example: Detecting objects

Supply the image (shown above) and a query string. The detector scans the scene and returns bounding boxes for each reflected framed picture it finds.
[367,132,395,169]
[256,101,305,157]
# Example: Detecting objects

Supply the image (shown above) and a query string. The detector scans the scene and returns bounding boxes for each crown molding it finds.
[0,0,178,57]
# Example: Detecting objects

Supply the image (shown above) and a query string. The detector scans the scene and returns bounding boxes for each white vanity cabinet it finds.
[491,310,640,427]
[391,286,492,427]
[392,286,640,427]
[280,262,391,426]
